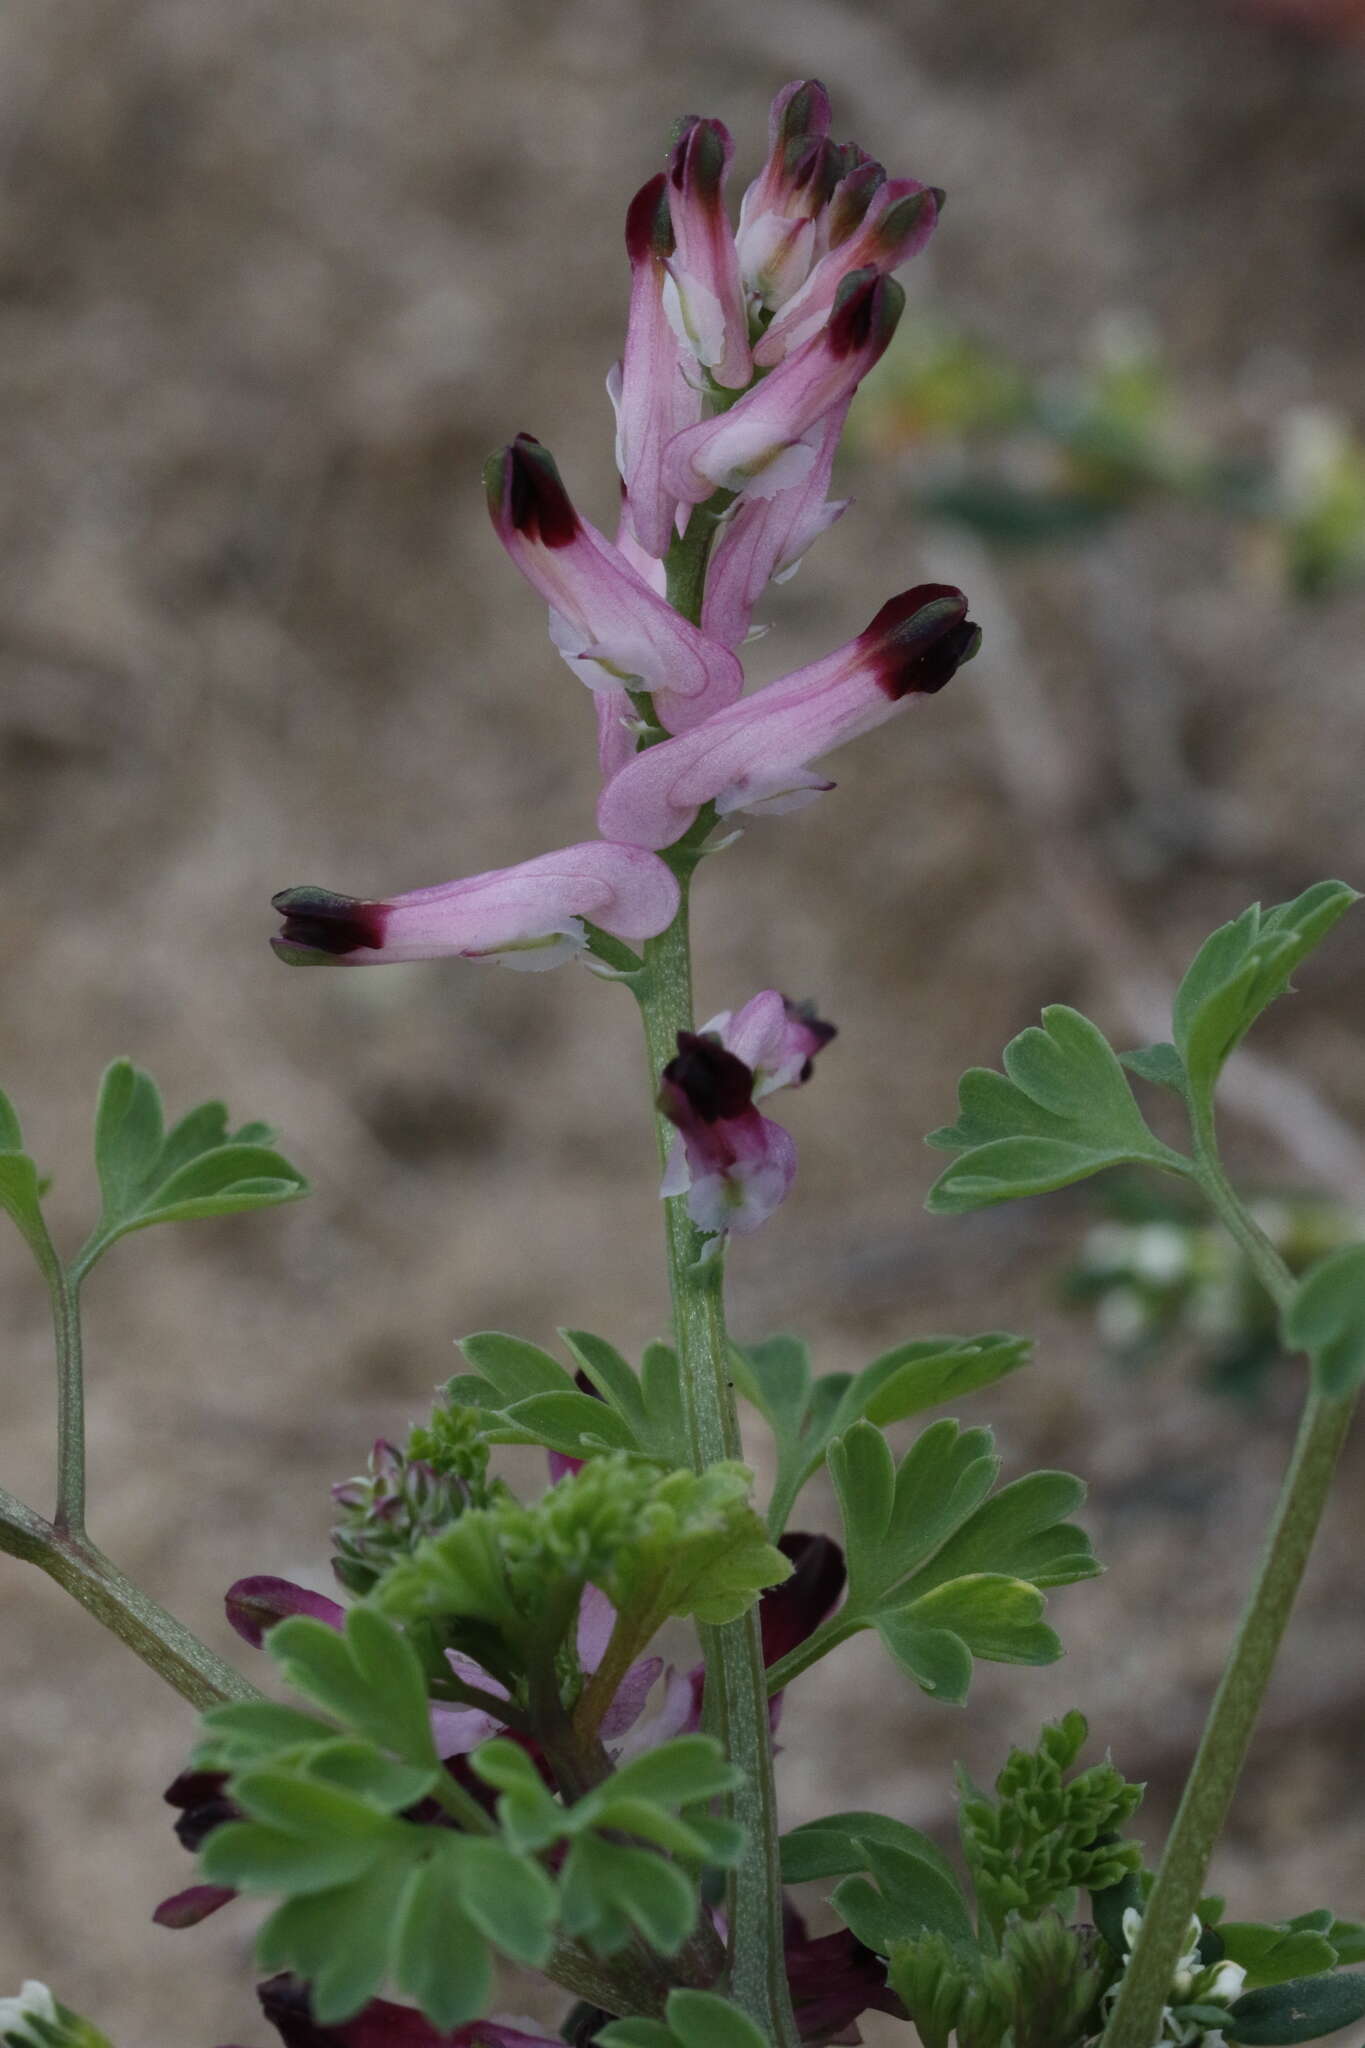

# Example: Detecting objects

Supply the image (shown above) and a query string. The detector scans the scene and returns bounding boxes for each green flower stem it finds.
[1102,1106,1359,2048]
[634,885,800,2047]
[0,1481,260,1711]
[763,1614,862,1699]
[53,1270,86,1535]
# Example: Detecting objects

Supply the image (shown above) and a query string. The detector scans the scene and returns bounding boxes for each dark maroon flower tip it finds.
[762,1533,847,1667]
[783,997,839,1080]
[669,115,731,207]
[153,1882,238,1930]
[163,1768,238,1852]
[862,584,982,700]
[624,172,674,263]
[271,887,386,962]
[488,432,580,549]
[827,268,904,359]
[225,1574,346,1649]
[660,1031,755,1125]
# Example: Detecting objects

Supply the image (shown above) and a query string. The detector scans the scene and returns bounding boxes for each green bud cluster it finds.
[890,1913,1111,2048]
[373,1452,787,1661]
[330,1433,490,1597]
[960,1711,1143,1936]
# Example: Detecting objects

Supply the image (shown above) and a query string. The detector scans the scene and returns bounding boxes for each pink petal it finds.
[612,175,703,560]
[756,179,940,367]
[599,1656,665,1739]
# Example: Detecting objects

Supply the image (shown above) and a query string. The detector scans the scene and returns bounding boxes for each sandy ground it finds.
[1,2,1363,2041]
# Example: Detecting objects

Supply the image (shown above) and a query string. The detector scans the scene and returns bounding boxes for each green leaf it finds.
[1283,1245,1365,1398]
[665,1989,773,2048]
[0,1087,23,1153]
[500,1391,640,1455]
[391,1853,490,2031]
[638,1341,689,1463]
[1173,883,1359,1104]
[597,1991,772,2048]
[1218,1923,1340,1989]
[453,1836,556,1966]
[820,1422,1096,1704]
[83,1059,306,1264]
[1225,1972,1365,2044]
[737,1331,1032,1533]
[193,1699,339,1771]
[559,1833,697,1955]
[0,1149,55,1268]
[561,1328,647,1431]
[1327,1919,1365,1967]
[832,1838,976,1955]
[873,1609,975,1704]
[780,1811,960,1888]
[1120,1042,1188,1094]
[925,1005,1190,1213]
[595,1736,741,1812]
[256,1859,400,2023]
[264,1610,439,1770]
[458,1331,575,1401]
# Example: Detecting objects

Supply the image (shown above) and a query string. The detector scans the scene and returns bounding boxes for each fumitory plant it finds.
[1,76,1362,2048]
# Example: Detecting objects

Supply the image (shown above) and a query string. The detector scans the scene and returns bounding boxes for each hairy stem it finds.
[53,1271,86,1534]
[635,886,800,2046]
[1102,1107,1358,2048]
[0,1484,259,1710]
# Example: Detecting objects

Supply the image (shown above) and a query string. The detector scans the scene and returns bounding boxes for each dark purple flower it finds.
[254,1975,560,2046]
[225,1576,345,1650]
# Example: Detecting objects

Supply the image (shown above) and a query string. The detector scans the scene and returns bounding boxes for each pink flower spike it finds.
[272,841,680,970]
[610,173,703,559]
[662,270,903,507]
[663,116,752,390]
[755,177,941,367]
[486,434,742,731]
[597,584,980,850]
[701,398,852,649]
[701,989,837,1098]
[659,1031,798,1238]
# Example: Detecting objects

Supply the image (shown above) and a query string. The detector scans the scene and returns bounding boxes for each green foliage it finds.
[925,1006,1190,1214]
[192,1613,737,2026]
[444,1328,687,1464]
[732,1330,1032,1534]
[888,1913,1112,2048]
[598,1988,772,2048]
[779,1810,959,1888]
[1171,884,1358,1108]
[1283,1245,1365,1398]
[831,1834,976,1956]
[957,1710,1142,1938]
[375,1452,788,1669]
[799,1419,1097,1705]
[1225,1972,1365,2044]
[0,1090,57,1274]
[79,1059,307,1269]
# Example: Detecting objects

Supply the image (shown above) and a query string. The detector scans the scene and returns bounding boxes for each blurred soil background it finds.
[1,1,1364,2041]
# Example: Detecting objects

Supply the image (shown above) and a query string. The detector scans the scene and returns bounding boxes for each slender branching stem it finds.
[1102,1099,1359,2048]
[0,1482,259,1710]
[52,1270,87,1535]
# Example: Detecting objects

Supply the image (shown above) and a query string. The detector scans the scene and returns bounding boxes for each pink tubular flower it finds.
[663,116,752,390]
[700,398,851,649]
[485,435,741,732]
[608,173,702,560]
[662,270,903,506]
[754,177,940,367]
[597,585,980,851]
[271,841,679,972]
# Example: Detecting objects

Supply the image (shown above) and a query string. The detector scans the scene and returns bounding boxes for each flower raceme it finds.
[597,585,981,851]
[271,842,679,973]
[658,990,836,1238]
